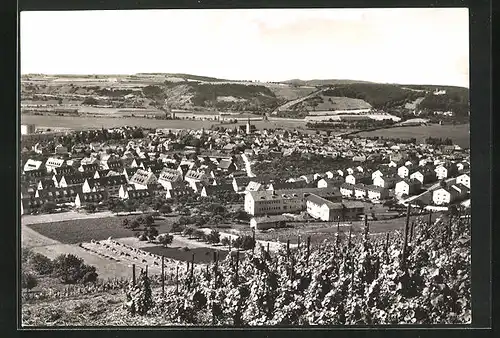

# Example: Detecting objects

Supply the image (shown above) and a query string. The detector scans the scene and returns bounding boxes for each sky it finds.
[20,8,469,87]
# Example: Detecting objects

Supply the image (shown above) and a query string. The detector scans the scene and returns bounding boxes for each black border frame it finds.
[2,0,492,336]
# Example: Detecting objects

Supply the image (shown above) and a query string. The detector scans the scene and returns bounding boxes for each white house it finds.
[432,185,465,205]
[340,183,355,198]
[129,169,158,190]
[395,179,422,197]
[354,185,367,199]
[157,168,183,190]
[23,159,43,172]
[45,157,66,173]
[434,164,457,180]
[366,185,389,200]
[373,176,398,189]
[456,173,470,189]
[306,194,344,221]
[397,165,411,178]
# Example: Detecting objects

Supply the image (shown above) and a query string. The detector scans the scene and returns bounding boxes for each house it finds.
[217,159,237,173]
[80,156,100,166]
[373,175,399,189]
[120,189,152,201]
[74,191,108,208]
[250,215,288,230]
[122,167,139,182]
[244,187,341,216]
[184,170,209,191]
[456,162,470,172]
[456,173,470,189]
[35,186,82,204]
[129,169,158,190]
[306,194,345,221]
[58,173,92,188]
[54,145,68,154]
[22,168,45,182]
[317,178,343,189]
[365,185,389,200]
[268,180,311,191]
[165,183,193,199]
[345,174,370,185]
[432,184,468,205]
[246,181,266,192]
[409,169,437,184]
[435,163,458,180]
[340,201,365,220]
[118,184,136,199]
[45,157,66,173]
[232,177,253,193]
[299,175,315,184]
[52,166,76,177]
[93,169,111,179]
[345,168,355,175]
[36,179,55,190]
[82,175,128,196]
[200,184,235,197]
[397,165,414,178]
[395,179,422,197]
[353,184,368,199]
[21,197,54,215]
[23,159,43,172]
[340,183,355,198]
[387,161,398,168]
[352,155,366,163]
[157,168,184,190]
[79,163,100,173]
[103,160,124,171]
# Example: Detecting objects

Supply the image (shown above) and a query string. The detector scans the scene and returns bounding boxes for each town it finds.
[21,118,470,227]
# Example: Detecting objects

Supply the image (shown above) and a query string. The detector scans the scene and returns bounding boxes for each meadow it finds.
[26,216,177,244]
[356,123,470,148]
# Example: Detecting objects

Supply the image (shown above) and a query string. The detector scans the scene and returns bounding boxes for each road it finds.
[241,153,255,177]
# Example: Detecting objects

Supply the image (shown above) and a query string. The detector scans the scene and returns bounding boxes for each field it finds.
[356,124,470,148]
[26,216,177,244]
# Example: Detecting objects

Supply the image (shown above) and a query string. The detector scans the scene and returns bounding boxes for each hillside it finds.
[282,79,373,86]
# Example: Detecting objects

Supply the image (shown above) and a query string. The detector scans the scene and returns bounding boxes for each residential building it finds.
[250,215,288,230]
[74,191,108,207]
[340,183,355,198]
[82,175,128,196]
[157,168,183,190]
[23,159,43,172]
[373,175,398,189]
[456,173,470,189]
[395,179,422,196]
[306,194,345,221]
[45,157,66,173]
[129,169,158,190]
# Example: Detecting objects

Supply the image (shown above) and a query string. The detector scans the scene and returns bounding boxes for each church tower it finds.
[246,117,251,135]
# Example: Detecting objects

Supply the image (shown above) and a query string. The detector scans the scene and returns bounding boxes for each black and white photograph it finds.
[19,7,474,327]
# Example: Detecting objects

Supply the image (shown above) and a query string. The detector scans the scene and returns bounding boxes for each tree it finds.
[130,220,140,231]
[182,226,195,237]
[29,253,54,275]
[85,203,97,213]
[233,235,255,250]
[41,201,57,214]
[21,272,38,289]
[206,229,220,244]
[144,226,158,241]
[220,237,230,248]
[145,215,154,227]
[139,203,149,214]
[53,254,98,284]
[122,218,130,228]
[156,233,174,247]
[159,204,172,214]
[171,222,185,233]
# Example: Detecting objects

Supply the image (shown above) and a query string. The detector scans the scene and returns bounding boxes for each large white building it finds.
[244,187,341,216]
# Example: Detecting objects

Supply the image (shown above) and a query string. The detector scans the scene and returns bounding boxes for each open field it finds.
[356,124,470,148]
[26,216,178,244]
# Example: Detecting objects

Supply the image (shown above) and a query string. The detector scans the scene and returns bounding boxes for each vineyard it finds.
[122,208,471,326]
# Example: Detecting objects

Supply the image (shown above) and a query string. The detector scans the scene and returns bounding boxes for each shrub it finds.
[233,235,255,250]
[157,233,174,247]
[220,237,230,247]
[193,229,205,240]
[41,201,57,213]
[206,229,220,244]
[182,227,195,237]
[130,220,140,230]
[52,254,98,284]
[145,215,154,227]
[159,204,172,214]
[30,253,54,275]
[21,272,38,289]
[122,218,130,228]
[171,222,185,233]
[138,234,148,241]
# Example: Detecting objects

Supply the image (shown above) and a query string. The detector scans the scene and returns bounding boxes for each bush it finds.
[233,235,255,250]
[159,204,172,214]
[157,233,174,247]
[52,254,98,284]
[182,227,195,237]
[220,237,230,247]
[41,201,57,213]
[138,234,148,241]
[171,222,185,233]
[30,253,54,275]
[206,229,220,244]
[122,218,130,228]
[145,215,155,227]
[22,272,38,289]
[130,220,140,230]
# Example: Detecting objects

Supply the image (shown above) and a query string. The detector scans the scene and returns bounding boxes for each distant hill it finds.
[282,79,374,86]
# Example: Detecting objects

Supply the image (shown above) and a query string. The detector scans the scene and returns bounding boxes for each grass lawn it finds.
[27,216,178,244]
